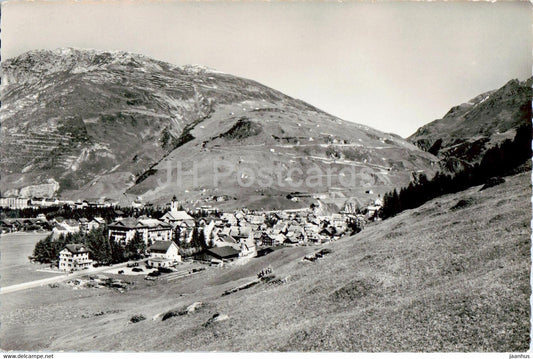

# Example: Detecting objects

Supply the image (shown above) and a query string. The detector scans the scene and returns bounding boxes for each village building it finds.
[365,197,383,220]
[31,198,61,208]
[286,225,306,243]
[78,217,105,234]
[0,197,31,209]
[131,199,144,209]
[53,219,80,237]
[212,233,240,250]
[202,220,217,244]
[6,217,50,232]
[220,213,238,226]
[108,217,172,245]
[260,232,285,246]
[195,205,218,215]
[89,217,106,229]
[147,240,181,268]
[245,214,265,229]
[0,219,16,233]
[239,234,257,257]
[260,232,275,246]
[320,226,336,238]
[79,218,90,233]
[59,244,93,271]
[283,236,299,246]
[160,199,195,228]
[272,233,287,246]
[198,246,241,262]
[366,205,381,219]
[272,221,288,234]
[74,200,89,209]
[235,210,246,222]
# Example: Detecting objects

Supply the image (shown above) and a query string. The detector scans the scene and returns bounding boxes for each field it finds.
[0,171,530,351]
[0,232,63,287]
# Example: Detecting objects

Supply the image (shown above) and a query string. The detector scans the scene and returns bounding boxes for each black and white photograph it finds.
[0,0,531,355]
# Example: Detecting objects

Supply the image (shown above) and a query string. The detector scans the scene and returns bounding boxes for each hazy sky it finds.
[2,0,531,137]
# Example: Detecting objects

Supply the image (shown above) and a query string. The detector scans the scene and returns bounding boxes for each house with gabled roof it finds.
[59,244,92,271]
[88,217,106,230]
[239,233,257,257]
[220,213,238,226]
[245,214,265,226]
[260,232,285,246]
[53,219,80,237]
[286,225,305,243]
[213,233,240,251]
[0,219,16,233]
[200,246,241,261]
[147,240,181,268]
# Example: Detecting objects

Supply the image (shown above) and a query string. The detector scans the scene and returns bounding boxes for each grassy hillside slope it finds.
[1,172,530,351]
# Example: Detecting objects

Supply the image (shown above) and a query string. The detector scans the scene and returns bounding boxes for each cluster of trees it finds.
[32,218,218,265]
[346,215,366,235]
[173,225,209,257]
[382,123,531,219]
[32,226,148,265]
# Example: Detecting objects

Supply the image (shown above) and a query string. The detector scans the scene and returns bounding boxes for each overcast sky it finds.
[2,0,531,137]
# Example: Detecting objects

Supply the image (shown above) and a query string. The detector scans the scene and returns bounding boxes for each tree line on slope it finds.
[381,123,531,219]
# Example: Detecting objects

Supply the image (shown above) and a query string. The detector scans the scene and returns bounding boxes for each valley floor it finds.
[0,232,61,287]
[1,171,530,351]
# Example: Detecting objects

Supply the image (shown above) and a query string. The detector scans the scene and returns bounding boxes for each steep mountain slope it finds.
[408,78,532,172]
[1,48,437,207]
[2,171,529,351]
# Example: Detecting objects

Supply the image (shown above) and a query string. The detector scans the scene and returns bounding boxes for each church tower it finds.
[171,195,179,210]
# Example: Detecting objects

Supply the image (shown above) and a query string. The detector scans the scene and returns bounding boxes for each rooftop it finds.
[148,240,176,253]
[64,243,89,254]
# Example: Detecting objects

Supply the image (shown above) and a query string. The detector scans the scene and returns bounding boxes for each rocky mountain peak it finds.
[408,76,532,171]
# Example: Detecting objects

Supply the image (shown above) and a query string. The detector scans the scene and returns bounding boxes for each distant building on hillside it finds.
[53,219,80,237]
[31,198,60,208]
[0,197,31,209]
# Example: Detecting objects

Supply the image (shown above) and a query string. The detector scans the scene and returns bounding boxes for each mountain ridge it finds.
[408,77,532,172]
[1,48,438,208]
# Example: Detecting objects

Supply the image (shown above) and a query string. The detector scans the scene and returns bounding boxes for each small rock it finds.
[204,313,229,327]
[186,302,203,314]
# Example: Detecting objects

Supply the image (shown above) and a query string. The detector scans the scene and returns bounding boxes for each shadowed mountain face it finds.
[1,48,437,208]
[408,78,532,173]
